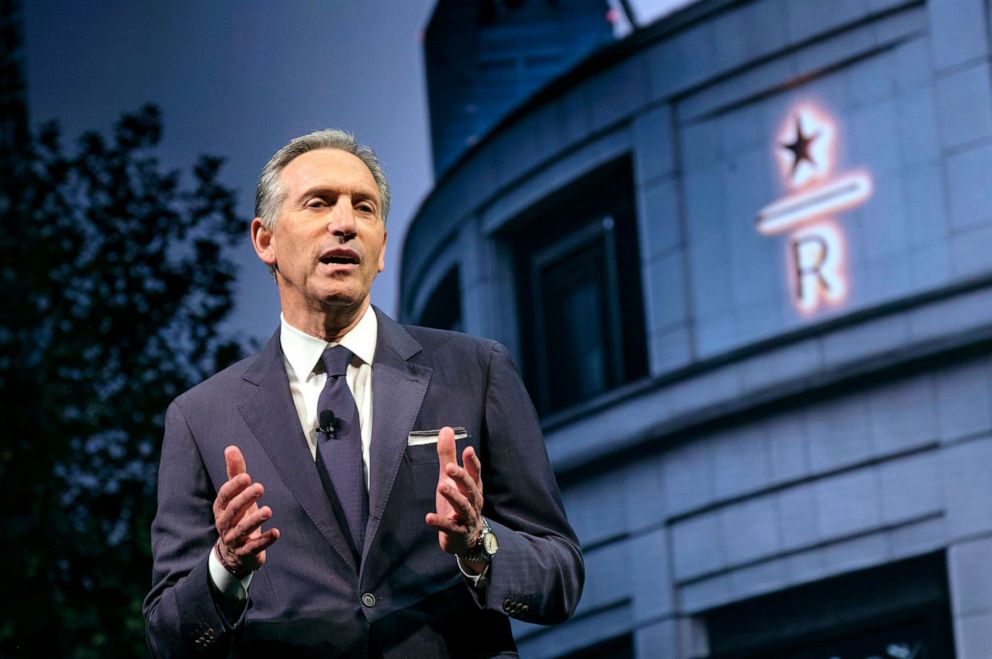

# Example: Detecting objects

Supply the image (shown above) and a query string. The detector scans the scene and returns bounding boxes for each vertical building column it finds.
[936,355,992,657]
[629,526,702,659]
[942,434,992,657]
[632,103,694,376]
[947,534,992,658]
[927,0,992,277]
[458,214,522,361]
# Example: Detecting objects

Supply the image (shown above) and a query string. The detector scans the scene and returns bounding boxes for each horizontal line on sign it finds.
[756,171,873,234]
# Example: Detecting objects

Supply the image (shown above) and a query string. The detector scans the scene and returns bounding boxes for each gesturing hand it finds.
[213,445,281,576]
[425,427,486,571]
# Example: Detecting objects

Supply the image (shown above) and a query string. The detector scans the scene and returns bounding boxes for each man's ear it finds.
[251,218,277,268]
[377,230,387,274]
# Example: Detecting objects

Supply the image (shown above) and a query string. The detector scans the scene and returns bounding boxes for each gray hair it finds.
[254,129,391,229]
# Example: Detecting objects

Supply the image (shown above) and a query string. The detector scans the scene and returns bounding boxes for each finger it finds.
[227,505,273,547]
[444,463,481,507]
[462,446,482,489]
[425,512,467,536]
[216,483,264,533]
[436,426,457,470]
[223,505,271,551]
[240,527,281,555]
[438,481,475,522]
[224,483,264,530]
[214,472,252,514]
[225,445,247,481]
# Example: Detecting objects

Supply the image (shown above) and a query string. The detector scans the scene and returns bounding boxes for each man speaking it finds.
[143,130,584,657]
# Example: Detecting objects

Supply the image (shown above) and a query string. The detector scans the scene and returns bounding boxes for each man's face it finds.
[254,148,387,321]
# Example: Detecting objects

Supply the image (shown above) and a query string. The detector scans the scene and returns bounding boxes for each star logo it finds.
[782,115,819,176]
[776,105,834,188]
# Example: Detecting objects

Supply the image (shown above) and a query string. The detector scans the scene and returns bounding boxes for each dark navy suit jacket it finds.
[143,309,584,657]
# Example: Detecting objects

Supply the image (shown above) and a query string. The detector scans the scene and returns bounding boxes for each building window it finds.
[418,266,463,332]
[513,157,646,416]
[705,553,955,659]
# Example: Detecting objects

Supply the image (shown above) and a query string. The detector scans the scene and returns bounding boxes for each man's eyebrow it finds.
[296,185,379,203]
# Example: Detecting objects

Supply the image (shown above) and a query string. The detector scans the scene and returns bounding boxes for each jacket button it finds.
[361,593,376,607]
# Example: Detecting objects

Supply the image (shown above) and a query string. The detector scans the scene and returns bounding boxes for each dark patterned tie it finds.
[315,345,368,558]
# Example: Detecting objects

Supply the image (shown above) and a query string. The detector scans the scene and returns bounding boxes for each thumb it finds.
[225,445,247,480]
[436,426,457,470]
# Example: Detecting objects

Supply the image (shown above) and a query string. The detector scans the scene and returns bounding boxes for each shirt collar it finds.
[280,305,378,381]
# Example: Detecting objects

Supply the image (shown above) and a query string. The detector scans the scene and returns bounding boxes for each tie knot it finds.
[320,345,353,377]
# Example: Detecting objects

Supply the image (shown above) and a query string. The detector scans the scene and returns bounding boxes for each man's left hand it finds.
[425,426,486,572]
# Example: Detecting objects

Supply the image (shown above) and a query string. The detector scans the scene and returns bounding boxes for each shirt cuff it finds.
[208,546,253,601]
[456,556,490,589]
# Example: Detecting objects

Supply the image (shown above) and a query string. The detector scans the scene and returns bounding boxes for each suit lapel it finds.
[363,309,431,564]
[238,330,359,573]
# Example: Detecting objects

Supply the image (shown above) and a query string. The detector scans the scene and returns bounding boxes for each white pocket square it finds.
[407,427,468,446]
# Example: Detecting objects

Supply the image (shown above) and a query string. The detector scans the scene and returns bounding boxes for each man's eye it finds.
[357,203,375,214]
[306,199,327,208]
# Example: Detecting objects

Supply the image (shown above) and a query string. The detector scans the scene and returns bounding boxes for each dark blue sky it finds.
[23,1,435,344]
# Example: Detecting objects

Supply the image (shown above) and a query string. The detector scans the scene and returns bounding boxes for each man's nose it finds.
[327,198,358,237]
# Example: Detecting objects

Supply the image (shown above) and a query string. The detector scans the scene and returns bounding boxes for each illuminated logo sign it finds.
[756,104,873,314]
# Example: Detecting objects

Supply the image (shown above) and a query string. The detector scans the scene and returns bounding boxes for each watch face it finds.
[483,532,498,555]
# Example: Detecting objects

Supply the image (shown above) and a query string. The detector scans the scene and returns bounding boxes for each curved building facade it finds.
[401,1,992,656]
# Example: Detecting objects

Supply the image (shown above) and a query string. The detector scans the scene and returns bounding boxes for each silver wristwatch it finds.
[461,517,498,563]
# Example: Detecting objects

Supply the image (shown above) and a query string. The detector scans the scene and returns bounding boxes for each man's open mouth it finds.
[319,250,360,266]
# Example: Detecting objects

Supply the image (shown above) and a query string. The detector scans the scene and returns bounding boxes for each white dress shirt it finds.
[280,306,377,482]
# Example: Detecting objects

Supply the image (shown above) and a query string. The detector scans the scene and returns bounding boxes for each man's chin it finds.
[315,290,369,313]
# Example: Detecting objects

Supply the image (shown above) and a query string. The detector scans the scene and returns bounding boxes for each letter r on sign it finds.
[790,222,846,314]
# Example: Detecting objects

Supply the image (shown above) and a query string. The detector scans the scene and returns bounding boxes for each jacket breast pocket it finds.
[404,427,469,464]
[405,443,442,465]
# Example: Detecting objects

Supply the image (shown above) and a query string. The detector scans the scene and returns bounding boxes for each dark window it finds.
[706,553,956,659]
[418,267,463,332]
[512,157,646,416]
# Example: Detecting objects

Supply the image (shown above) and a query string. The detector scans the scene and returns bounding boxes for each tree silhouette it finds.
[0,104,243,657]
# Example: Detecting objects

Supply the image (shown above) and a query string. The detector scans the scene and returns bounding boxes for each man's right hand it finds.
[213,445,281,575]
